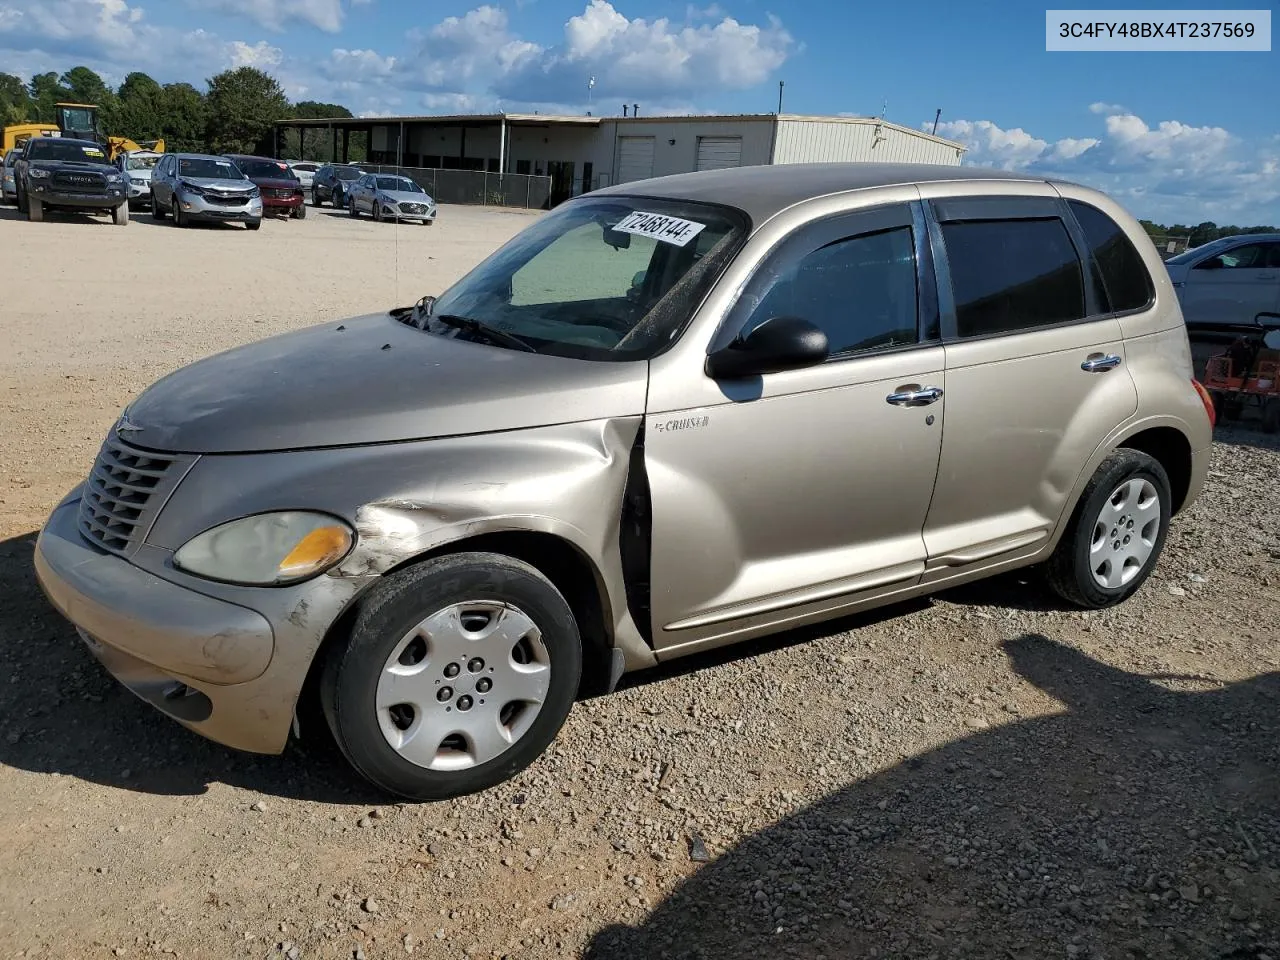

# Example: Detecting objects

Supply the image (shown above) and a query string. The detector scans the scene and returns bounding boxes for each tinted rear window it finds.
[941,218,1085,338]
[1069,200,1154,312]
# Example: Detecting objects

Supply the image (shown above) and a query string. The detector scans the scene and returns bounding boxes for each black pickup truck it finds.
[16,136,130,225]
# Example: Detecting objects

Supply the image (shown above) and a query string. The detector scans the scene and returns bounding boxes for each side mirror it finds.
[705,316,829,380]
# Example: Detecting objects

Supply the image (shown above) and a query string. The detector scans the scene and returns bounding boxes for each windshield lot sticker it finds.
[81,147,104,157]
[612,211,707,247]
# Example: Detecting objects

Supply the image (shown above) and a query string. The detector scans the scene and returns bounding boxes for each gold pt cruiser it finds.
[35,163,1215,799]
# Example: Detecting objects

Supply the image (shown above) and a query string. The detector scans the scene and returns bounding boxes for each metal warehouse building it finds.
[275,111,966,207]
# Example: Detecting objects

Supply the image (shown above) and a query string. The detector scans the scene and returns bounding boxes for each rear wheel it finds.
[1045,449,1171,609]
[27,196,43,222]
[1262,397,1280,434]
[320,553,582,800]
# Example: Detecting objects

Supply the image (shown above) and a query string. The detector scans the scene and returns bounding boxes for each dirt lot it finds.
[0,203,1278,960]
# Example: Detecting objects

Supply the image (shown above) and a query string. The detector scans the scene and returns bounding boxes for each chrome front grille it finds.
[78,436,192,555]
[399,202,427,215]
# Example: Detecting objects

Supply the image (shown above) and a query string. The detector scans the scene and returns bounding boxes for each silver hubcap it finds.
[376,601,550,771]
[1089,478,1160,589]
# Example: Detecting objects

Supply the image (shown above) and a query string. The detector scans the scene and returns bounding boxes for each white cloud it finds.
[0,0,154,60]
[228,39,283,68]
[187,0,346,33]
[936,110,1279,224]
[1089,101,1127,116]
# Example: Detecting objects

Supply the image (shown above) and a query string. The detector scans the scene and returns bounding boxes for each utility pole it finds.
[777,80,785,114]
[932,108,942,135]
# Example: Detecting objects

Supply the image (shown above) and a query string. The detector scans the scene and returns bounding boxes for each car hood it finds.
[251,177,301,190]
[181,177,254,191]
[379,189,434,204]
[119,312,649,454]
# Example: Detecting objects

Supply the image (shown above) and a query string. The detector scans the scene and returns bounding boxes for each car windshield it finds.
[125,155,159,170]
[377,176,422,192]
[180,158,244,180]
[237,158,297,180]
[335,166,363,180]
[27,140,111,164]
[426,196,747,361]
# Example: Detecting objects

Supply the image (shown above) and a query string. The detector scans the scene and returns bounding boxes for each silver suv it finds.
[34,163,1214,800]
[150,153,263,229]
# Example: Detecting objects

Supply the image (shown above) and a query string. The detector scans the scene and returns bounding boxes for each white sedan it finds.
[346,173,436,224]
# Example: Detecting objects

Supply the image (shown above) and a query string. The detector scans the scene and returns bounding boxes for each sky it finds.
[0,0,1276,224]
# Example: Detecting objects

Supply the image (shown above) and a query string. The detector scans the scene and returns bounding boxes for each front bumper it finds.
[178,191,263,222]
[29,183,127,208]
[33,490,294,754]
[126,180,151,201]
[263,194,303,212]
[383,202,436,221]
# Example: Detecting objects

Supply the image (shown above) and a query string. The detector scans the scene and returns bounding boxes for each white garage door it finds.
[616,136,655,183]
[696,136,743,171]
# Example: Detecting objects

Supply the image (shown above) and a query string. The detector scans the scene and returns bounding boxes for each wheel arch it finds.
[297,530,616,740]
[1113,425,1194,515]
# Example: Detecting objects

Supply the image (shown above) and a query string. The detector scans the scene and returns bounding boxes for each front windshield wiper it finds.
[430,313,537,353]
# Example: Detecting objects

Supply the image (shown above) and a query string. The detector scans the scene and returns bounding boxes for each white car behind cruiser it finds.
[117,150,162,209]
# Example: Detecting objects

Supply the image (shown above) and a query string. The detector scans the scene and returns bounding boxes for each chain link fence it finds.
[362,166,553,209]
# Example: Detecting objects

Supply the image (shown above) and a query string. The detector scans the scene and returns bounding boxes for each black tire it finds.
[320,552,582,801]
[1263,398,1280,435]
[112,202,129,226]
[312,188,322,207]
[1045,448,1172,609]
[373,202,382,222]
[246,219,261,231]
[348,197,359,218]
[294,203,306,220]
[152,195,167,220]
[172,200,184,227]
[28,196,43,222]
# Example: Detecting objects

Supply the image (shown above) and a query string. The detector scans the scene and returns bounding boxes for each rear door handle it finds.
[886,386,944,406]
[1081,354,1122,373]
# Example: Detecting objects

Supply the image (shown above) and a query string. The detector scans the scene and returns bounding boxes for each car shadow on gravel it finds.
[0,531,383,804]
[587,634,1280,960]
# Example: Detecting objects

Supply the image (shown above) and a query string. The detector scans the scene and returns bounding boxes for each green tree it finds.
[29,72,72,123]
[115,72,165,143]
[289,100,354,160]
[0,72,31,126]
[159,82,208,153]
[205,67,288,154]
[1188,221,1218,248]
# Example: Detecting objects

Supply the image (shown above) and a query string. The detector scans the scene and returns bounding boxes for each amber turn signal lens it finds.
[277,526,353,580]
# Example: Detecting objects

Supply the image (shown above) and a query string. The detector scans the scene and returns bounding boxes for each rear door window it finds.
[939,215,1086,338]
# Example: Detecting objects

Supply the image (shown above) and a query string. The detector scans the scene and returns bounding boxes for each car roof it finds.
[589,162,1065,224]
[174,152,246,161]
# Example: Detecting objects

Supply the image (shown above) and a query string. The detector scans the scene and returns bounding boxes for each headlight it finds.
[178,180,206,196]
[29,168,51,179]
[173,511,354,585]
[106,172,123,183]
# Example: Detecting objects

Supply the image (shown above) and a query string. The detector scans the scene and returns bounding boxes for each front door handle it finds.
[1081,354,1122,373]
[886,386,944,406]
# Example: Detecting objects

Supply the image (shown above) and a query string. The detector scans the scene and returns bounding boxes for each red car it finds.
[223,154,306,219]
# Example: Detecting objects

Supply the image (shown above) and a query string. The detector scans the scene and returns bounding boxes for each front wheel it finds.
[312,188,322,207]
[320,553,582,800]
[246,219,261,231]
[113,202,129,226]
[348,198,359,218]
[27,196,43,222]
[293,203,307,220]
[1045,449,1172,609]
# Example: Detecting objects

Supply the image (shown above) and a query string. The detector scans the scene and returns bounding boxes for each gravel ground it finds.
[0,204,1277,959]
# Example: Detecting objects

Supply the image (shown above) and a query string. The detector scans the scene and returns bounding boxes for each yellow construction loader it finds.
[2,102,164,158]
